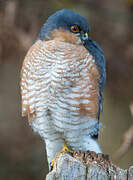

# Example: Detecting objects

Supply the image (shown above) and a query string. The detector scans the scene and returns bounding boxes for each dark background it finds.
[0,0,133,179]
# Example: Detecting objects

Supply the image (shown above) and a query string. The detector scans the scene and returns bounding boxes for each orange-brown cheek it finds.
[46,28,81,45]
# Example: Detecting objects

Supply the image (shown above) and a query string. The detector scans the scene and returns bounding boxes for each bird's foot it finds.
[50,141,74,171]
[50,160,54,171]
[59,141,74,154]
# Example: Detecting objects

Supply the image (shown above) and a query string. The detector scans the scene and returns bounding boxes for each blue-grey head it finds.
[38,9,90,44]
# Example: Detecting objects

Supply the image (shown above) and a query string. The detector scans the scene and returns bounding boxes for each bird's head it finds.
[38,9,90,45]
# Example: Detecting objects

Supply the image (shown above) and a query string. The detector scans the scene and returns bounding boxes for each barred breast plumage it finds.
[21,38,101,155]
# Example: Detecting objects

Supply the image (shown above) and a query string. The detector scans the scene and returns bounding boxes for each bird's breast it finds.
[21,39,101,136]
[42,40,101,120]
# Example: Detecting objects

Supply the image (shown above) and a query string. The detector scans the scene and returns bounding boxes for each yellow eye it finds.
[71,25,80,33]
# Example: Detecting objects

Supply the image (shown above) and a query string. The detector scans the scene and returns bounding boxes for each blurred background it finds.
[0,0,133,179]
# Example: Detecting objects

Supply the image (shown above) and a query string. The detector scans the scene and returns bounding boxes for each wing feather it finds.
[21,40,45,121]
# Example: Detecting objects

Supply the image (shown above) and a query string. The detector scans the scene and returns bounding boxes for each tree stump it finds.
[46,151,133,180]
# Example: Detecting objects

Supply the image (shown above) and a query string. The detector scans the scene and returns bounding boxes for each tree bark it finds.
[46,151,133,180]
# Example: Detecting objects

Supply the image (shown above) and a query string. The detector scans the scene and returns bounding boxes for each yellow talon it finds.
[50,159,55,171]
[60,141,74,153]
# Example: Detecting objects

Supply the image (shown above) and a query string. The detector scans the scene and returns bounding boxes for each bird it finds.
[20,9,106,169]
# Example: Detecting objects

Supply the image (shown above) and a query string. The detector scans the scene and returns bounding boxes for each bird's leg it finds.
[45,137,64,170]
[50,141,74,170]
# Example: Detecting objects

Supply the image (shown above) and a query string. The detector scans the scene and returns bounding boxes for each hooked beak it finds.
[81,32,88,41]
